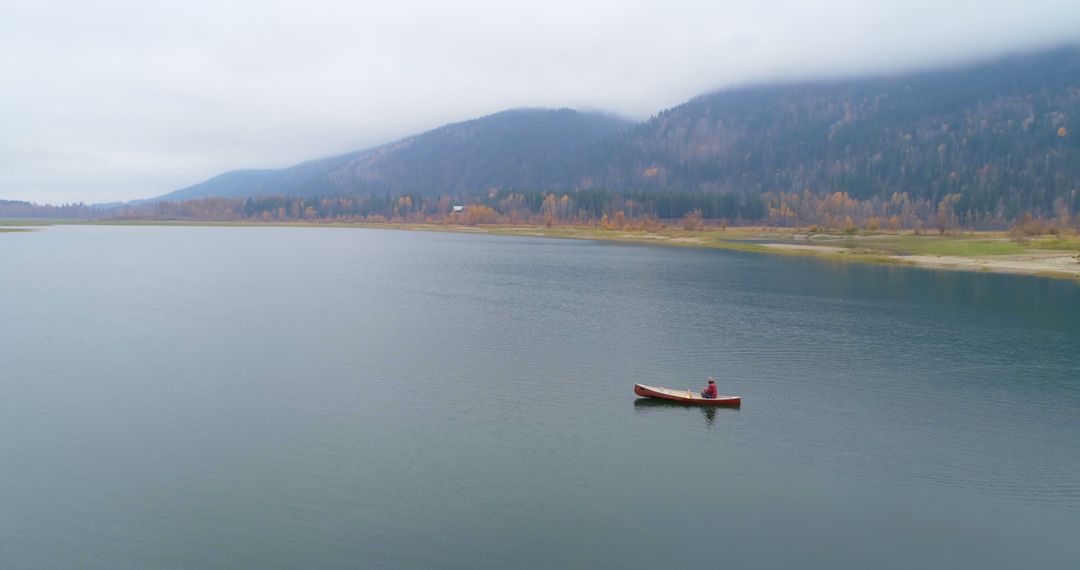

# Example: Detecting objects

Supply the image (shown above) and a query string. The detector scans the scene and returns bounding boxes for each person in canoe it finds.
[700,377,717,399]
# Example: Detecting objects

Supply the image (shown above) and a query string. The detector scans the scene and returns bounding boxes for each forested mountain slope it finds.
[598,47,1080,220]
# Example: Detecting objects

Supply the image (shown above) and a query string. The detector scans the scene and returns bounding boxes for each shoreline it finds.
[6,219,1080,281]
[476,225,1080,281]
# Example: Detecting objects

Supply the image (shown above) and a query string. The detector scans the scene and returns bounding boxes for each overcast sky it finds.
[2,0,1079,204]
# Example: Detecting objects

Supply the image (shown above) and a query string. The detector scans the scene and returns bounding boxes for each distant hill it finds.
[0,199,102,218]
[159,109,633,201]
[158,46,1080,221]
[158,152,361,202]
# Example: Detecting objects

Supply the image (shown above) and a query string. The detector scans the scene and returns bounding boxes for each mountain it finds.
[159,109,633,201]
[596,46,1080,218]
[158,152,361,202]
[158,46,1080,221]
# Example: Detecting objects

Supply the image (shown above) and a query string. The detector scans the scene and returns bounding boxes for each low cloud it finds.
[2,0,1078,203]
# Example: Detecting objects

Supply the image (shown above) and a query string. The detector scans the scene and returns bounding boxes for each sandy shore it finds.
[902,252,1080,277]
[495,227,1080,280]
[763,243,1080,279]
[761,243,847,254]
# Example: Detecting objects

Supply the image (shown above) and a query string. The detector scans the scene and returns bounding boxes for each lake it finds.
[2,225,1078,569]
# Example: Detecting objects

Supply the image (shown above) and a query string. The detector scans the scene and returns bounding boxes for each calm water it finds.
[2,225,1079,569]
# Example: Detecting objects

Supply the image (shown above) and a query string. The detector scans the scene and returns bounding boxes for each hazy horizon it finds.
[3,0,1080,205]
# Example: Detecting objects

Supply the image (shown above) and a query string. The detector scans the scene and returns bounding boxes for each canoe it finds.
[633,383,741,406]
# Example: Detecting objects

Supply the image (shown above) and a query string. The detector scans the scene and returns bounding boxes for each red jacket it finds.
[702,383,717,398]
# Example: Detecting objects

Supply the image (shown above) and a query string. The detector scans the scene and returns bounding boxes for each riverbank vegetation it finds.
[6,190,1079,279]
[7,188,1079,234]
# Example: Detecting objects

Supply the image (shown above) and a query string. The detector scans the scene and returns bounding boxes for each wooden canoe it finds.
[634,383,741,406]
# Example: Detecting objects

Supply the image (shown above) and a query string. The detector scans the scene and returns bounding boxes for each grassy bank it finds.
[360,223,1080,279]
[378,224,1080,281]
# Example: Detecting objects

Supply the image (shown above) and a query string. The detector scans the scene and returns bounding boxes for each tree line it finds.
[4,188,1049,232]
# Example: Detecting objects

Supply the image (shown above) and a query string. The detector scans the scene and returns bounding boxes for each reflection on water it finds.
[801,256,1080,334]
[632,397,739,428]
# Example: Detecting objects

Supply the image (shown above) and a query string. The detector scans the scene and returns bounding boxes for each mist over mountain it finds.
[156,47,1080,220]
[598,46,1080,217]
[159,109,632,201]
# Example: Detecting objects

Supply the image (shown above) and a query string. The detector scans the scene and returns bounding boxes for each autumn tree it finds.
[683,209,704,230]
[843,216,857,235]
[887,215,901,232]
[463,205,498,226]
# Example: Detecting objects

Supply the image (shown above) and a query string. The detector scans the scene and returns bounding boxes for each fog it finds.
[2,0,1078,203]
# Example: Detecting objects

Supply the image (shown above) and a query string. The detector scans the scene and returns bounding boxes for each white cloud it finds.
[1,0,1078,203]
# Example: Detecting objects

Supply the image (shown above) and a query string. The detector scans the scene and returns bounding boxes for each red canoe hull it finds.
[634,383,741,407]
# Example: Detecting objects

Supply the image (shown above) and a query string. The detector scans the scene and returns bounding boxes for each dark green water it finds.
[2,226,1078,569]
